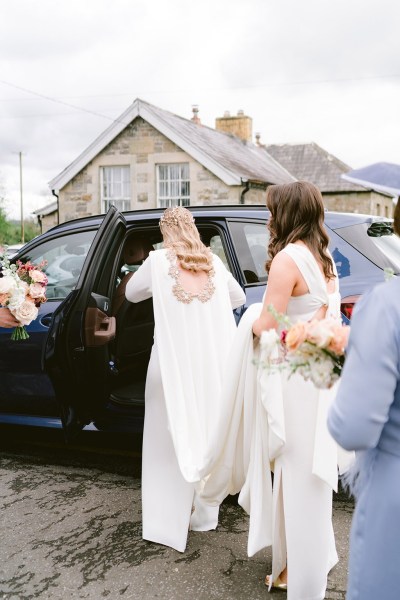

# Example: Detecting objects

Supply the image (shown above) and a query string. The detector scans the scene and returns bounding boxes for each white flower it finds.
[0,275,17,295]
[306,319,334,348]
[11,299,38,326]
[7,287,26,310]
[260,329,280,357]
[29,282,46,299]
[30,269,47,283]
[308,356,335,389]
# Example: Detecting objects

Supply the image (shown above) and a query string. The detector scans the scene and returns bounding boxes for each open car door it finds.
[43,206,127,440]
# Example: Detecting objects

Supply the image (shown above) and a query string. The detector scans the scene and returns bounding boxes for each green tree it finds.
[0,185,40,245]
[7,218,40,244]
[0,196,14,245]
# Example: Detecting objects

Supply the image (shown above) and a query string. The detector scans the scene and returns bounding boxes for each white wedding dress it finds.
[125,248,245,552]
[270,243,341,600]
[202,243,351,600]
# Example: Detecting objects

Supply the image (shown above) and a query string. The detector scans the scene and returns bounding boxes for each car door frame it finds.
[43,206,127,440]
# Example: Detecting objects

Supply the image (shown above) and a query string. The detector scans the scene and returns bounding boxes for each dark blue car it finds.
[0,206,399,438]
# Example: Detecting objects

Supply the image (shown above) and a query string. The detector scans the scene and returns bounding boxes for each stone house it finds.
[32,200,58,234]
[45,99,393,224]
[48,99,294,223]
[265,142,393,217]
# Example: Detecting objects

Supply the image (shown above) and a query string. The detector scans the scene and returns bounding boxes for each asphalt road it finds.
[0,427,353,600]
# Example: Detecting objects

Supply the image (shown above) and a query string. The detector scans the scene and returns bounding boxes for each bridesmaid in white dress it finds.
[253,181,341,599]
[125,206,245,552]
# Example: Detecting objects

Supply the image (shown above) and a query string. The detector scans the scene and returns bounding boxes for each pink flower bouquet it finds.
[0,249,48,340]
[260,305,350,389]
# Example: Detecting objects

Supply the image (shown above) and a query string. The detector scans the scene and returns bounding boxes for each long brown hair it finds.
[265,181,335,280]
[160,206,213,273]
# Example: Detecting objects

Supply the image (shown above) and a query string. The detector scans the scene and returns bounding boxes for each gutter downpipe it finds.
[240,178,250,204]
[52,189,60,225]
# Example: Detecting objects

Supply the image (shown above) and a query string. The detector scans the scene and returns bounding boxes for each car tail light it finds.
[341,295,361,320]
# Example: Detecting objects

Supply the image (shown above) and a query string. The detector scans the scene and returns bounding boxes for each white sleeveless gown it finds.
[271,243,340,600]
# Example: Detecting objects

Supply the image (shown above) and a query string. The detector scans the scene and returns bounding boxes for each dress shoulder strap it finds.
[282,244,329,299]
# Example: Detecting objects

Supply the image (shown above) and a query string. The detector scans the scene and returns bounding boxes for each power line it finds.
[0,71,399,106]
[0,110,125,119]
[0,79,126,125]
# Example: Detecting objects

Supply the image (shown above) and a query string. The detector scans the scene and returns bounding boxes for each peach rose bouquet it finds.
[260,305,350,389]
[0,248,48,340]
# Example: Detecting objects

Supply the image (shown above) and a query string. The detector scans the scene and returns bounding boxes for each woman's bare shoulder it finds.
[270,249,298,270]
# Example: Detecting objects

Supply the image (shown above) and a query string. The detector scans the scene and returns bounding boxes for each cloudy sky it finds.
[0,0,399,219]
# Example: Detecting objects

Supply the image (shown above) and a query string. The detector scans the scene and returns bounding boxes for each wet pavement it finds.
[0,430,353,600]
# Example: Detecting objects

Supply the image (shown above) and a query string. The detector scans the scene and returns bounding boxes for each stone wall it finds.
[323,191,393,217]
[40,212,59,233]
[57,117,393,222]
[58,118,265,221]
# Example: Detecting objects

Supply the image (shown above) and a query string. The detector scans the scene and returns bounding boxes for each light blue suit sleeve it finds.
[328,281,400,451]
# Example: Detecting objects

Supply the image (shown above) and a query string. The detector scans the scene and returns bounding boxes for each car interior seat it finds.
[109,235,155,408]
[112,236,154,315]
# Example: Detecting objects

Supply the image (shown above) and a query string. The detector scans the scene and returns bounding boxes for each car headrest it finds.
[123,237,154,264]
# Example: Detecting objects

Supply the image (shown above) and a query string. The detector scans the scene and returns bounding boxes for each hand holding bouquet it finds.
[0,249,48,340]
[260,305,350,389]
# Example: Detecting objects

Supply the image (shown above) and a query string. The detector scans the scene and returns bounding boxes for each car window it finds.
[208,234,230,270]
[333,222,400,274]
[228,221,269,283]
[195,224,232,272]
[19,230,96,299]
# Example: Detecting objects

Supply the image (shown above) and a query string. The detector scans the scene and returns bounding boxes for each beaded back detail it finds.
[166,250,215,304]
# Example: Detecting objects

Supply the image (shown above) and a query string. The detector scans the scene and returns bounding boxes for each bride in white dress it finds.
[125,206,245,553]
[252,181,342,599]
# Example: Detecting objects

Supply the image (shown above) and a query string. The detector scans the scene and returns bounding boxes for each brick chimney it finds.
[215,109,252,142]
[191,105,201,124]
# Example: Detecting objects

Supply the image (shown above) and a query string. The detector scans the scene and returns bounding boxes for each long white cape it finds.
[149,249,238,483]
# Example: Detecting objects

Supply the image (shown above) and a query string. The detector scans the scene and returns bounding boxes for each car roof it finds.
[43,205,389,237]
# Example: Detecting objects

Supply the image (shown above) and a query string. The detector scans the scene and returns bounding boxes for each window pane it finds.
[20,230,96,300]
[181,181,189,196]
[101,166,130,209]
[157,163,190,208]
[228,221,268,284]
[159,181,168,197]
[170,165,179,179]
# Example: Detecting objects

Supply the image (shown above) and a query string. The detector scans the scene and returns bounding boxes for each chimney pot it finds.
[215,109,252,142]
[191,105,201,124]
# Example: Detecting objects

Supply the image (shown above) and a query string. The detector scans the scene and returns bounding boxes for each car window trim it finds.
[227,217,269,287]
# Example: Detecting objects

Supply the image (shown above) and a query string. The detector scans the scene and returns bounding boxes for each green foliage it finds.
[0,206,40,245]
[0,217,40,245]
[0,204,13,244]
[0,179,40,245]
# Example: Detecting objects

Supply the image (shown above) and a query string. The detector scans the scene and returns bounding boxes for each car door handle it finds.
[40,314,53,327]
[84,308,116,347]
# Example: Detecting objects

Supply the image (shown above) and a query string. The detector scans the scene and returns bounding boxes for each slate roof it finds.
[50,99,294,191]
[343,162,400,197]
[266,142,366,193]
[32,200,58,216]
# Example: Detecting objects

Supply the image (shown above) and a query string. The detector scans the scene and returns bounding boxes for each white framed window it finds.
[157,163,190,208]
[101,166,131,212]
